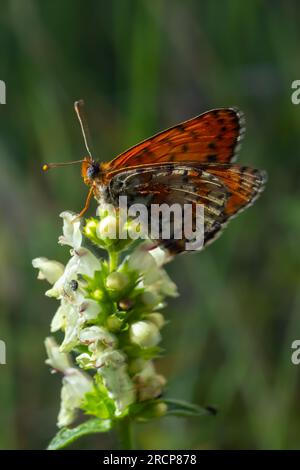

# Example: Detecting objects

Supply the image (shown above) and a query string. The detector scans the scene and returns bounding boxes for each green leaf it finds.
[47,418,112,450]
[163,399,217,418]
[81,377,116,419]
[129,398,216,422]
[129,399,164,421]
[129,399,157,417]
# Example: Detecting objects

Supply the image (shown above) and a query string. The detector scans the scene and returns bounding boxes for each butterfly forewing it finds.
[105,108,245,172]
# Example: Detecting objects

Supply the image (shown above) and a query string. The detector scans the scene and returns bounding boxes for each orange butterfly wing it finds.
[201,164,267,248]
[106,162,266,254]
[105,108,244,171]
[99,107,266,254]
[204,164,267,217]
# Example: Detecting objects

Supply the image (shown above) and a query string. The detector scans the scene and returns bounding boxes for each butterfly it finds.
[43,100,267,255]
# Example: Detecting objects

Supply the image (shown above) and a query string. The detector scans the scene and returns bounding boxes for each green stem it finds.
[109,250,119,272]
[117,417,134,450]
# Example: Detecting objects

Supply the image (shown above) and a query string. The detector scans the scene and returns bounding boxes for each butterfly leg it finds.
[73,186,94,221]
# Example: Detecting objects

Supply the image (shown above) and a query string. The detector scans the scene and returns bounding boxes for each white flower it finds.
[45,248,101,299]
[76,352,95,369]
[58,368,93,427]
[140,291,162,309]
[131,359,166,401]
[73,247,101,278]
[51,301,68,332]
[96,349,126,368]
[145,242,173,266]
[130,321,161,348]
[59,303,83,353]
[51,298,101,355]
[45,337,93,427]
[45,258,77,299]
[49,283,102,353]
[137,374,166,402]
[32,257,64,284]
[45,337,72,371]
[127,245,157,273]
[149,270,178,297]
[79,299,101,321]
[58,211,82,250]
[79,326,117,350]
[51,301,82,353]
[126,244,178,298]
[97,350,135,415]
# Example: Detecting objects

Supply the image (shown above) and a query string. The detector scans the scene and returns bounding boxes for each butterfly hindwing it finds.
[106,161,265,254]
[204,164,267,217]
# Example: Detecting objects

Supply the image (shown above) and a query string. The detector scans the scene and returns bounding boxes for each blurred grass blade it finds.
[164,399,217,418]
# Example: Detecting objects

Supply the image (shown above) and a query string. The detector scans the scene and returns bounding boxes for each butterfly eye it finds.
[87,162,100,179]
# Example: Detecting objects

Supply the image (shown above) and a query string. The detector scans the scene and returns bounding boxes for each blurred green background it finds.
[1,0,300,450]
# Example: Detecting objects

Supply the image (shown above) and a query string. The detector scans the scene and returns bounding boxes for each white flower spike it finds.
[34,203,178,442]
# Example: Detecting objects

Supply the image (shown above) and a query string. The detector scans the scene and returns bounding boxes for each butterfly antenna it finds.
[42,101,95,173]
[74,99,94,159]
[42,160,85,172]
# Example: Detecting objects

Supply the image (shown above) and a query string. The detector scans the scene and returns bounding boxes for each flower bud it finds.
[138,374,166,401]
[141,291,161,309]
[92,289,104,301]
[83,218,107,247]
[97,203,115,220]
[137,401,168,421]
[145,313,165,329]
[106,314,123,332]
[118,298,133,311]
[130,321,161,348]
[97,215,117,240]
[106,272,129,291]
[84,219,98,238]
[152,402,168,417]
